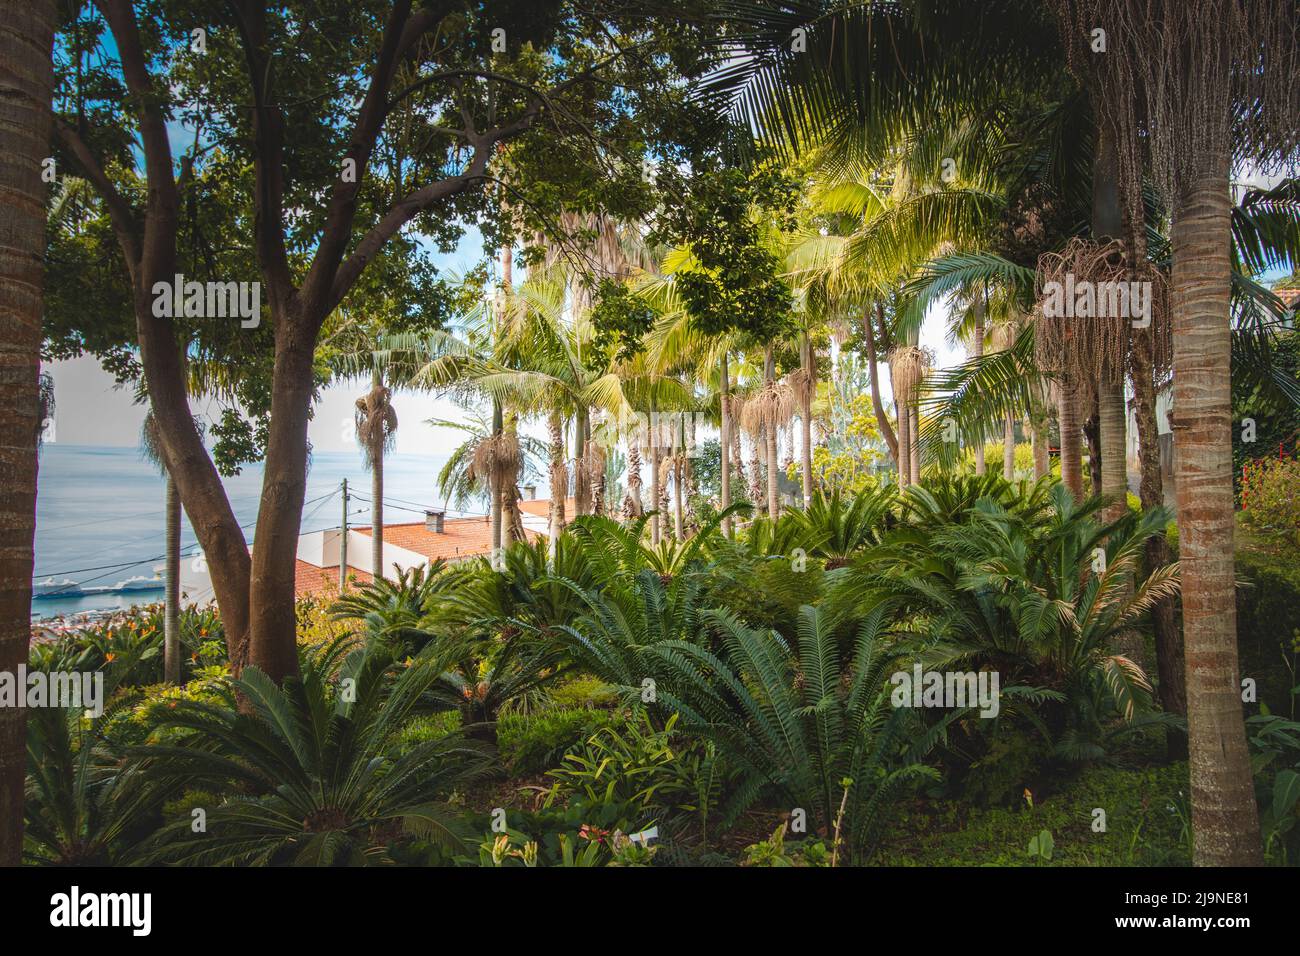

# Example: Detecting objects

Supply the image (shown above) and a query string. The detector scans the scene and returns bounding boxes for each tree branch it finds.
[53,118,142,272]
[95,0,178,284]
[229,0,294,311]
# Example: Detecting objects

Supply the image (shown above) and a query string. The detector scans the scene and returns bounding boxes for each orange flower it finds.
[105,652,116,663]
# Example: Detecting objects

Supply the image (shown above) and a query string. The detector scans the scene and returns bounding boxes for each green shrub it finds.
[1241,457,1300,545]
[498,707,624,777]
[546,675,618,709]
[545,712,703,818]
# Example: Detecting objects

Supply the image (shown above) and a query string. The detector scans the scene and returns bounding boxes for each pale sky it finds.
[44,353,481,454]
[46,299,958,457]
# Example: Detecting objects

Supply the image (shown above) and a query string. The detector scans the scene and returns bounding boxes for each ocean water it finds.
[33,444,462,619]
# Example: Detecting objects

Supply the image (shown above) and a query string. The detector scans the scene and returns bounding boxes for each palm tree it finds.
[741,345,793,519]
[323,315,403,579]
[428,412,545,532]
[354,375,398,578]
[0,0,55,867]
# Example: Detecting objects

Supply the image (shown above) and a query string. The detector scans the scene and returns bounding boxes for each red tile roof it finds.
[518,496,575,518]
[294,560,372,599]
[352,516,540,563]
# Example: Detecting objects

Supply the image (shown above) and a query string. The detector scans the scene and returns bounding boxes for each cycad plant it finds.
[647,604,951,863]
[136,642,494,865]
[23,658,161,865]
[331,560,453,640]
[531,568,708,705]
[854,483,1181,757]
[792,487,896,567]
[427,632,570,746]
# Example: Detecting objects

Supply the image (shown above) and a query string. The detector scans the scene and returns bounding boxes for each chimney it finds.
[424,510,446,533]
[524,484,537,500]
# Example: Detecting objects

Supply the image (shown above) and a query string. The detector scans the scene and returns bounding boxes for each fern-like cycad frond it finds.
[646,603,942,862]
[135,643,493,866]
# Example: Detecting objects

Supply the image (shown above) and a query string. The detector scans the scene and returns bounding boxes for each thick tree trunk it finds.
[867,304,899,462]
[0,0,55,866]
[1099,381,1128,521]
[1058,374,1084,500]
[720,356,731,534]
[1170,164,1261,866]
[247,336,316,683]
[164,475,181,683]
[1132,327,1186,755]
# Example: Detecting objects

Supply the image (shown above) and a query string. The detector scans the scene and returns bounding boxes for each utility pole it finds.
[339,478,349,592]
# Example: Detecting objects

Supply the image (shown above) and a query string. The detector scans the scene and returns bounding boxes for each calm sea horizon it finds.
[32,444,468,620]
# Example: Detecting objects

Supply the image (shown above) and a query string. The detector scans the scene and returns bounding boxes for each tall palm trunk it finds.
[1058,375,1084,500]
[973,291,986,475]
[1099,383,1128,520]
[673,456,685,539]
[490,400,503,554]
[866,304,899,463]
[0,0,54,866]
[547,413,566,560]
[720,355,732,534]
[733,424,748,498]
[800,334,814,504]
[624,436,643,518]
[895,392,911,486]
[1003,415,1015,480]
[371,432,384,578]
[763,347,780,519]
[649,396,661,543]
[1031,384,1050,479]
[164,475,181,683]
[573,406,590,516]
[1132,325,1186,744]
[1083,394,1102,496]
[1094,128,1130,523]
[1171,161,1261,866]
[909,405,921,485]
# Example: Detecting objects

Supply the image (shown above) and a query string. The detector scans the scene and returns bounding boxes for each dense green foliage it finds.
[30,476,1291,866]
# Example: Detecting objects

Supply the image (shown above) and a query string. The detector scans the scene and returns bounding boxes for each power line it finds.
[34,490,338,583]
